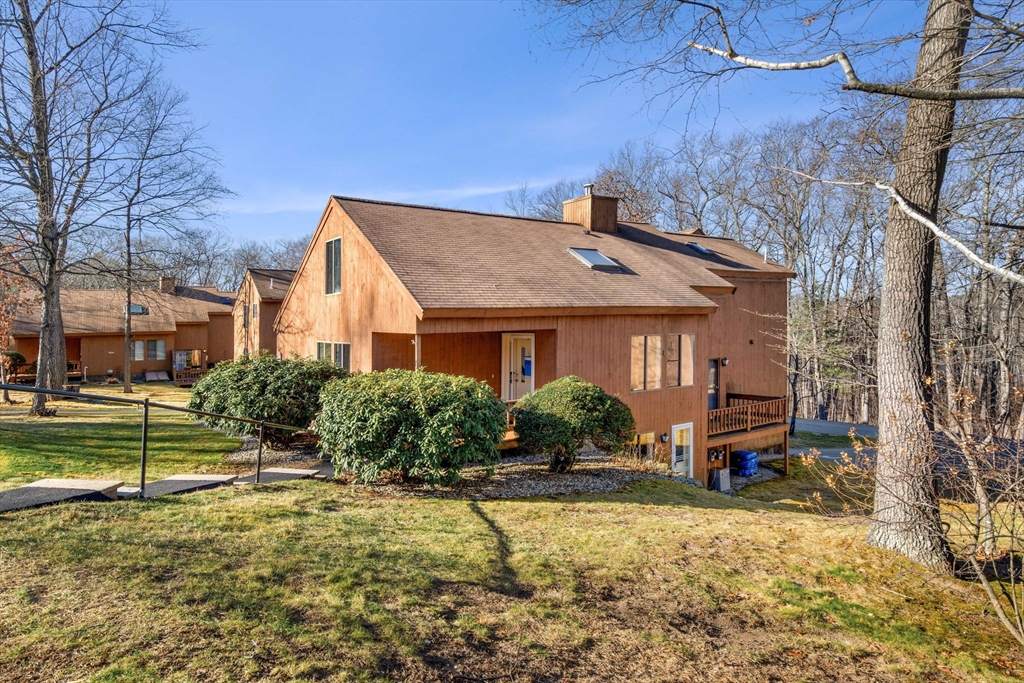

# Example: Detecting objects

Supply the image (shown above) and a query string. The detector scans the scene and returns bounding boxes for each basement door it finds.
[502,333,535,402]
[671,423,694,478]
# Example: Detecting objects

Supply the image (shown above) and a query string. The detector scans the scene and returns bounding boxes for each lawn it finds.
[737,456,857,513]
[0,381,194,415]
[0,478,1020,682]
[0,412,240,488]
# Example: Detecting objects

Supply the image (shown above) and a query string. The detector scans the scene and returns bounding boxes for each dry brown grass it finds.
[0,478,1020,681]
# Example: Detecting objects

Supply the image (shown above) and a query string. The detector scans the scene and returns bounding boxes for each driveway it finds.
[793,418,877,439]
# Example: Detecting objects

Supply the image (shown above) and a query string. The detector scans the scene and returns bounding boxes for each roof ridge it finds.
[331,194,572,225]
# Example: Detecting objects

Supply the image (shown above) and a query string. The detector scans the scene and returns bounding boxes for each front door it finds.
[671,423,693,477]
[708,359,721,410]
[503,334,535,401]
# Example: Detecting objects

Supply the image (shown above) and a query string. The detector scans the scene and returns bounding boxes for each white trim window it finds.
[317,341,350,371]
[671,423,694,477]
[325,237,342,295]
[131,340,145,362]
[147,339,166,361]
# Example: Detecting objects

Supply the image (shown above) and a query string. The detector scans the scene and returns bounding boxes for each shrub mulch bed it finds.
[338,452,702,500]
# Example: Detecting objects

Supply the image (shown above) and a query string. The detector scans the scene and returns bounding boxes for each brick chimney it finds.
[562,184,619,233]
[158,276,175,293]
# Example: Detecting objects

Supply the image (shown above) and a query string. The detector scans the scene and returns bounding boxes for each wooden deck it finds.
[11,360,83,384]
[172,368,206,387]
[707,394,790,475]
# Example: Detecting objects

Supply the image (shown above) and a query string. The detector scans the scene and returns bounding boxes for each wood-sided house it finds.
[233,268,295,358]
[9,278,235,386]
[274,189,794,485]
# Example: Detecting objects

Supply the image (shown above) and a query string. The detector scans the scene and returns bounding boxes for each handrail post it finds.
[139,397,150,498]
[746,404,752,431]
[255,421,264,484]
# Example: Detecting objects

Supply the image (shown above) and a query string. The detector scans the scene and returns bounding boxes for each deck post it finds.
[746,405,752,431]
[783,427,790,475]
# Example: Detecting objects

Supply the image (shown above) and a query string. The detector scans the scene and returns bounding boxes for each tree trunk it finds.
[17,0,67,415]
[867,0,971,573]
[123,215,133,393]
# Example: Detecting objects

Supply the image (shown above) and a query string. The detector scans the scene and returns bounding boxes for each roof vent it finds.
[583,183,594,196]
[568,247,621,272]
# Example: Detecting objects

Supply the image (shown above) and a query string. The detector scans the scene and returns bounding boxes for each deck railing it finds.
[708,394,787,436]
[172,368,206,387]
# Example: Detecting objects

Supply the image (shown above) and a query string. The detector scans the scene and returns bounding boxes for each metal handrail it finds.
[0,383,307,492]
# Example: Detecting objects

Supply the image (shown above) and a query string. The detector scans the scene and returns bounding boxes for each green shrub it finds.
[187,353,347,446]
[512,375,635,473]
[2,351,25,372]
[315,369,507,486]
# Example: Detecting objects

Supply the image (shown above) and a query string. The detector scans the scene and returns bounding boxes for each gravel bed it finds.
[352,452,703,500]
[222,435,324,467]
[729,465,781,491]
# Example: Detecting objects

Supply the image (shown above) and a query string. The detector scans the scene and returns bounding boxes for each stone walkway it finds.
[0,462,333,513]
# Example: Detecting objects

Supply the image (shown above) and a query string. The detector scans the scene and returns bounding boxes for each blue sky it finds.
[161,1,852,243]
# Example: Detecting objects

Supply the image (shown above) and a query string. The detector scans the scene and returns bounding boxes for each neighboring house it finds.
[233,268,295,358]
[274,188,794,485]
[10,278,235,386]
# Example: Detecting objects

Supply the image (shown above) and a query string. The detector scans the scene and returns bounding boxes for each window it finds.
[147,339,166,361]
[127,304,146,315]
[635,432,656,459]
[325,237,342,294]
[568,247,621,272]
[243,304,249,329]
[252,303,258,319]
[687,242,714,256]
[666,334,695,388]
[317,341,350,370]
[630,335,662,391]
[333,342,350,371]
[131,340,145,362]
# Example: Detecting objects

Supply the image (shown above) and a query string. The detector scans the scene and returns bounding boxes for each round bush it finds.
[315,369,508,486]
[512,375,635,473]
[2,351,25,372]
[187,353,348,446]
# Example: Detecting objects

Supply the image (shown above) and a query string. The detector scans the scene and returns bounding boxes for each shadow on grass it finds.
[541,479,779,512]
[468,501,531,598]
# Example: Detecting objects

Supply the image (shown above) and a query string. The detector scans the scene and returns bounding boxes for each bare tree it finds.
[539,0,1024,573]
[0,0,197,413]
[113,81,227,393]
[503,179,587,221]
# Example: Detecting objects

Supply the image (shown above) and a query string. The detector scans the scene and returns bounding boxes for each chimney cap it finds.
[583,183,594,196]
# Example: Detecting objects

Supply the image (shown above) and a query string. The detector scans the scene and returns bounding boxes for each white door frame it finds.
[501,333,535,401]
[671,422,694,478]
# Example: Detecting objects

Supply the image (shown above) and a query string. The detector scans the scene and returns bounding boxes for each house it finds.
[9,278,235,386]
[273,188,794,485]
[233,268,295,358]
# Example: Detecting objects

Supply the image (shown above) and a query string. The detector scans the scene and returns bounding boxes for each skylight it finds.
[127,304,146,315]
[687,242,714,256]
[568,247,621,272]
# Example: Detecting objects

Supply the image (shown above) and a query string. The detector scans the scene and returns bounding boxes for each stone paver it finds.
[0,479,122,513]
[141,474,237,499]
[236,467,319,484]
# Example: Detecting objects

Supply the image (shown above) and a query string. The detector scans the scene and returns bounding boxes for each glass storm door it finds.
[708,359,721,410]
[671,423,693,477]
[504,334,535,401]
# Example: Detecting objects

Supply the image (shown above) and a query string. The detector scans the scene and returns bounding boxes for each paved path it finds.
[0,461,333,513]
[793,418,877,439]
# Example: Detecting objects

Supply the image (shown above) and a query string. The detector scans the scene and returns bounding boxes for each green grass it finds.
[0,479,1020,681]
[736,456,857,513]
[0,381,193,414]
[0,413,240,487]
[789,431,864,450]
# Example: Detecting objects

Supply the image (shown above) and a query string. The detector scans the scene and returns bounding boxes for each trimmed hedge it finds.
[315,369,508,486]
[187,353,348,446]
[511,375,635,473]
